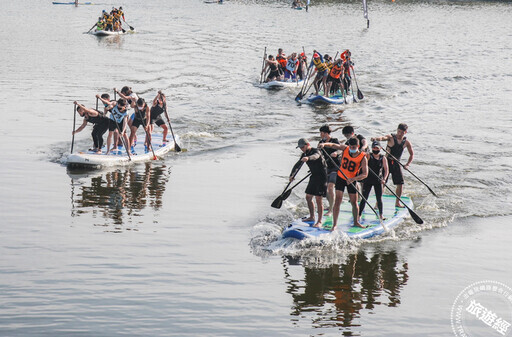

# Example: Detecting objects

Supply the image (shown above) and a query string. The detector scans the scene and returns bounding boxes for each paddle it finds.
[321,147,387,231]
[295,58,314,101]
[271,161,304,208]
[381,147,438,197]
[367,166,424,224]
[136,104,157,160]
[351,66,364,100]
[271,173,312,209]
[259,47,267,84]
[161,94,182,152]
[71,103,77,153]
[123,21,134,31]
[86,22,97,33]
[95,97,99,111]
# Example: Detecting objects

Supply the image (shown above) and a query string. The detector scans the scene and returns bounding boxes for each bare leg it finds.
[161,124,168,142]
[326,182,335,216]
[396,184,404,207]
[331,190,344,231]
[304,194,315,223]
[129,126,137,148]
[349,193,365,228]
[314,195,323,227]
[106,131,114,154]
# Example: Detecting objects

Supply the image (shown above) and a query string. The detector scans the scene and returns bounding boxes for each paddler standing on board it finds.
[290,138,327,228]
[318,124,341,216]
[371,123,414,207]
[105,99,130,155]
[310,52,329,96]
[261,55,281,83]
[319,137,368,230]
[359,141,389,220]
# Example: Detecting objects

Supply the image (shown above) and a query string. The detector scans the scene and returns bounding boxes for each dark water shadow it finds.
[68,162,171,231]
[283,249,408,334]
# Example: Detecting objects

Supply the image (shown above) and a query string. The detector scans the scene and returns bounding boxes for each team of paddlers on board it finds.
[72,87,176,156]
[88,7,133,33]
[272,122,437,231]
[260,48,363,100]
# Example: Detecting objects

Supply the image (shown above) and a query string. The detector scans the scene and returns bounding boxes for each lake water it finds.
[0,0,511,335]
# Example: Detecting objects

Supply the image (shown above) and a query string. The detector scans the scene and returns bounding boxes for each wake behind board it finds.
[67,133,180,169]
[282,195,412,241]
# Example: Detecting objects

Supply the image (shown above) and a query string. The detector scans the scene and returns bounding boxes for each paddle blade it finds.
[408,208,424,224]
[271,196,284,209]
[295,92,303,102]
[281,189,292,201]
[174,142,182,152]
[357,89,364,100]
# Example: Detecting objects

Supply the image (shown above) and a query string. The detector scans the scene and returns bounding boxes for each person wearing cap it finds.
[325,58,344,96]
[261,55,281,82]
[318,125,341,216]
[359,141,389,220]
[319,137,368,229]
[290,138,327,227]
[371,123,414,207]
[310,52,329,96]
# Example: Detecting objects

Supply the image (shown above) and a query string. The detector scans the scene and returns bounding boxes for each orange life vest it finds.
[329,64,343,79]
[338,147,365,180]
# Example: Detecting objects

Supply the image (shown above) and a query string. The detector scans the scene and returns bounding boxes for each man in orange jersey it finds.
[319,137,368,230]
[371,123,414,207]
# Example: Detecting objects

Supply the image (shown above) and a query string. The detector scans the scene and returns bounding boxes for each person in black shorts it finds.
[72,102,110,153]
[371,123,414,207]
[128,97,150,151]
[261,55,281,83]
[290,138,327,227]
[149,92,169,145]
[318,124,340,216]
[359,141,389,220]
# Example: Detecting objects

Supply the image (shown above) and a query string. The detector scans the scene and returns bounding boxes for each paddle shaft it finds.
[71,103,77,153]
[259,47,267,84]
[280,161,304,195]
[287,172,312,193]
[351,65,364,100]
[87,22,97,33]
[321,148,385,228]
[163,101,182,152]
[136,105,157,160]
[367,165,424,224]
[381,147,437,197]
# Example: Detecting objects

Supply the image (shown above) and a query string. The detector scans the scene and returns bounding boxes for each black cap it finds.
[372,140,381,148]
[296,138,309,148]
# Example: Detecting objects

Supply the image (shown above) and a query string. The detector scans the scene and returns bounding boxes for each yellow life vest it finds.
[313,58,327,72]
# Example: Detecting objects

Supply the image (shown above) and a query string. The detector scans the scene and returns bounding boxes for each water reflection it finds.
[69,162,170,230]
[283,250,408,333]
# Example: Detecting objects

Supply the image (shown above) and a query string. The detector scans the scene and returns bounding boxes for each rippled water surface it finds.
[0,0,511,335]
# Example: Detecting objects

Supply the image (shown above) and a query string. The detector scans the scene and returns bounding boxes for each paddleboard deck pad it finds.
[67,133,180,169]
[282,195,412,241]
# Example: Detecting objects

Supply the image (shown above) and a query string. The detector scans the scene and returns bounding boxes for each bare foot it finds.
[395,203,405,208]
[325,211,333,217]
[301,217,314,222]
[313,222,322,228]
[353,222,367,228]
[330,225,337,232]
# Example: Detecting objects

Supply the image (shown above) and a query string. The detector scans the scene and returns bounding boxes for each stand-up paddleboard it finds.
[293,7,303,10]
[304,92,355,105]
[67,133,180,169]
[258,79,304,89]
[282,195,412,240]
[52,1,93,4]
[90,29,134,36]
